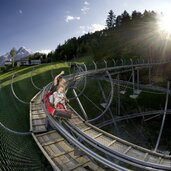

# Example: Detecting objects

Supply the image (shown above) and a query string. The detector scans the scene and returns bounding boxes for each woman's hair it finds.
[56,76,62,86]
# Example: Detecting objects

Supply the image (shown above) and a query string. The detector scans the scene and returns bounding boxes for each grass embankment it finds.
[0,62,70,170]
[0,62,69,131]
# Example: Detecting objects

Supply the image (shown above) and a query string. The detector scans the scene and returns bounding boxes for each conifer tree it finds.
[106,10,116,28]
[121,10,130,24]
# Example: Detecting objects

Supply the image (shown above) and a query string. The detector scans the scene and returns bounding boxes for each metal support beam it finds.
[83,63,88,72]
[132,68,135,93]
[104,60,107,69]
[73,89,88,120]
[121,59,124,65]
[149,66,151,84]
[137,69,140,90]
[112,59,116,66]
[130,58,135,93]
[93,60,97,70]
[117,74,120,116]
[98,80,118,133]
[154,81,170,152]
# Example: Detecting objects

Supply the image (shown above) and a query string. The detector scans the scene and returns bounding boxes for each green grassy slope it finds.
[0,62,69,131]
[0,63,71,170]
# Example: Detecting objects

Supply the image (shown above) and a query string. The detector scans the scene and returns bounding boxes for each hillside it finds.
[1,59,171,170]
[0,62,70,170]
[0,63,69,130]
[45,10,171,63]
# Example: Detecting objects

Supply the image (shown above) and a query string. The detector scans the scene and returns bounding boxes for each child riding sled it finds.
[45,71,72,119]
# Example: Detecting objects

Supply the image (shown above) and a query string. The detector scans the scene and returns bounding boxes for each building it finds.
[16,59,41,66]
[4,60,12,66]
[16,59,30,66]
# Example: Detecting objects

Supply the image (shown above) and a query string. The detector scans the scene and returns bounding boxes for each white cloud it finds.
[91,24,105,32]
[79,26,89,34]
[19,9,23,14]
[38,49,52,54]
[84,1,90,5]
[81,6,90,14]
[79,24,105,34]
[65,15,80,22]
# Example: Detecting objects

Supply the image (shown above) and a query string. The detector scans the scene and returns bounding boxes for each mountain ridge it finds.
[0,47,33,66]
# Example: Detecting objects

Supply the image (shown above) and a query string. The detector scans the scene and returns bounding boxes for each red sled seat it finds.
[43,91,72,119]
[43,92,56,116]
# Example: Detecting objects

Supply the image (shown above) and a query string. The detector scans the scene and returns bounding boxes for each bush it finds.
[0,66,7,73]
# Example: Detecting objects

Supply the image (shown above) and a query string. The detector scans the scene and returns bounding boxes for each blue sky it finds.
[0,0,171,55]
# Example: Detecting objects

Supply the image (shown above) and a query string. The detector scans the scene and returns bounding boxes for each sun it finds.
[157,12,171,34]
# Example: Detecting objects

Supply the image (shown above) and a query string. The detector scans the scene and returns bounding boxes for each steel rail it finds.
[65,60,170,91]
[0,121,31,135]
[30,66,42,90]
[111,79,171,94]
[95,76,168,95]
[64,121,162,171]
[87,71,114,123]
[11,72,30,104]
[65,60,170,86]
[154,82,170,151]
[40,60,171,170]
[40,90,130,171]
[97,80,118,132]
[67,63,88,101]
[96,109,171,128]
[41,79,171,170]
[76,87,103,112]
[51,118,129,171]
[65,118,171,170]
[74,60,169,78]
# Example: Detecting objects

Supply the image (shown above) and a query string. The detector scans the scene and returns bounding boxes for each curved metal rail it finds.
[32,130,105,171]
[38,60,171,170]
[96,110,171,128]
[65,111,171,170]
[67,63,88,101]
[30,91,105,171]
[0,121,31,135]
[41,83,131,170]
[111,79,171,95]
[11,72,29,104]
[30,67,42,90]
[61,62,171,170]
[42,111,130,170]
[87,71,114,123]
[63,118,161,171]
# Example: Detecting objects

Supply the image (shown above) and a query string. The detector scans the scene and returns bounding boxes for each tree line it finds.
[106,10,158,29]
[9,10,171,65]
[46,9,170,62]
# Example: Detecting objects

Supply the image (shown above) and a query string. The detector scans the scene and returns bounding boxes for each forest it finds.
[4,9,171,65]
[43,9,171,63]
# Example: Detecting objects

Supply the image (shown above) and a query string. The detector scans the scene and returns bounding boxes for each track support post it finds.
[154,81,170,152]
[98,80,118,133]
[73,89,88,120]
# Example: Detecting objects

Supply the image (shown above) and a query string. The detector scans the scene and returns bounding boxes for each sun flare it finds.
[158,12,171,34]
